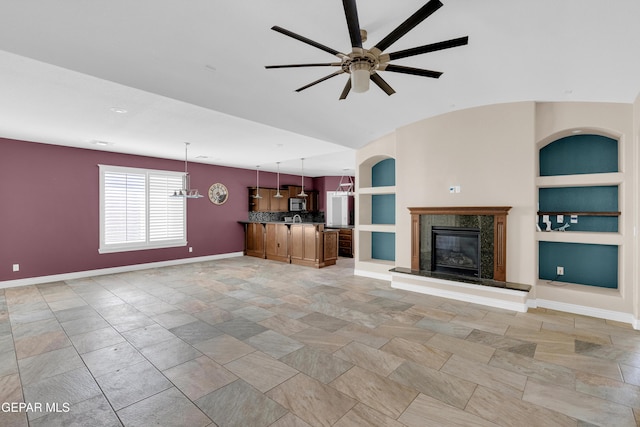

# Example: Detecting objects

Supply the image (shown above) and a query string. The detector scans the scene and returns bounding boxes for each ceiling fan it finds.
[266,0,468,99]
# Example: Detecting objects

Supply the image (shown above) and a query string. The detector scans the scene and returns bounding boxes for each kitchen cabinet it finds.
[287,186,302,198]
[270,189,289,212]
[244,222,265,258]
[249,188,271,212]
[306,190,319,212]
[241,222,337,268]
[290,224,338,268]
[265,223,289,263]
[338,228,353,257]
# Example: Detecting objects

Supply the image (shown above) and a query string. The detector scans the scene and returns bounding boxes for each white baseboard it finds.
[353,269,391,281]
[391,278,529,313]
[0,252,244,289]
[531,298,639,330]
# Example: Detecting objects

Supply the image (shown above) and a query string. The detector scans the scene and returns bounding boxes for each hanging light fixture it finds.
[335,169,355,196]
[253,165,262,199]
[298,158,307,197]
[274,162,283,198]
[171,142,203,198]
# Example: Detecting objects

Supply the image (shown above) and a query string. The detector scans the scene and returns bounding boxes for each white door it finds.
[326,192,348,226]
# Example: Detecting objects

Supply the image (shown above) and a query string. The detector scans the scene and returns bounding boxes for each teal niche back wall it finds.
[538,186,618,232]
[371,158,395,187]
[539,134,618,176]
[371,232,395,261]
[538,242,618,288]
[371,158,396,261]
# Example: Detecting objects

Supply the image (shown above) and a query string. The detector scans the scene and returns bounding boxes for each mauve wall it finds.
[0,138,314,282]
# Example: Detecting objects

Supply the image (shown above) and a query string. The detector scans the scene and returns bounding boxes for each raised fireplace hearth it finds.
[409,206,511,282]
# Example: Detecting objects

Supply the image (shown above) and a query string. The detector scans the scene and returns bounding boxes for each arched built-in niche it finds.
[536,132,621,289]
[357,156,396,268]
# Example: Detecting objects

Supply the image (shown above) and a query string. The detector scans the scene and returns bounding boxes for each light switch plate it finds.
[570,215,578,223]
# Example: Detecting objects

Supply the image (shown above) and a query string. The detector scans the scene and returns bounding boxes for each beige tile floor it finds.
[0,256,639,426]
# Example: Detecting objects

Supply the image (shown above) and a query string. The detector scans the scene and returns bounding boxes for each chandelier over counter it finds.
[171,142,203,199]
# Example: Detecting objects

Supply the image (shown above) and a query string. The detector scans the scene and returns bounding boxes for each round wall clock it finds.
[208,183,229,205]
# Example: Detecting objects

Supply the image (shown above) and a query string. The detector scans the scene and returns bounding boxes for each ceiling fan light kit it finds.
[266,0,468,99]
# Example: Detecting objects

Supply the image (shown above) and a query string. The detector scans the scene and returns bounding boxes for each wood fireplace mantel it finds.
[408,206,512,282]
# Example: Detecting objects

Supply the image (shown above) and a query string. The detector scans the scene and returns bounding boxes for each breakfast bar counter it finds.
[239,221,338,268]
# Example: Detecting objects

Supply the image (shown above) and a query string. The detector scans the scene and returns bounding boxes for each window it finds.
[99,165,186,253]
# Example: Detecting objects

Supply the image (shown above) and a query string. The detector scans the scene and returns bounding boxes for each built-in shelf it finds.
[537,211,620,217]
[358,224,396,233]
[536,231,623,245]
[358,186,396,195]
[536,172,623,188]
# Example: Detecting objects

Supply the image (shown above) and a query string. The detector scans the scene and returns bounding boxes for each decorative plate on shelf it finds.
[208,183,228,205]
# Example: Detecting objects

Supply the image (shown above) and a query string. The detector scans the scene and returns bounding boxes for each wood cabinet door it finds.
[245,223,265,258]
[270,189,289,212]
[324,231,339,262]
[306,190,318,212]
[289,225,304,261]
[288,186,302,198]
[266,223,289,261]
[276,223,289,258]
[249,188,271,211]
[302,225,317,261]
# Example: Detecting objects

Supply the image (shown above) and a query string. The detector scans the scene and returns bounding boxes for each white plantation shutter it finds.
[103,171,146,245]
[149,174,185,242]
[99,165,186,253]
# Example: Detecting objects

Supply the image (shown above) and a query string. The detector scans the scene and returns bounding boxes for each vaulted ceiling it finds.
[1,1,639,176]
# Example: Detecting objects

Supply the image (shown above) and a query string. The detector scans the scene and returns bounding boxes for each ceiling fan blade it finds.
[266,63,341,69]
[370,73,396,96]
[382,64,442,78]
[339,78,352,100]
[387,36,469,61]
[372,0,443,53]
[342,0,363,48]
[295,70,345,92]
[271,26,345,58]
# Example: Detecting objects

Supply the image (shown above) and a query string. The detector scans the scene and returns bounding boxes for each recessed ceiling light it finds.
[91,140,112,146]
[205,64,217,72]
[564,90,573,95]
[195,155,209,159]
[110,107,128,114]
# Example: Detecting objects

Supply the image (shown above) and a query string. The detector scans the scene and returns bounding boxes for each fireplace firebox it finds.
[431,227,481,278]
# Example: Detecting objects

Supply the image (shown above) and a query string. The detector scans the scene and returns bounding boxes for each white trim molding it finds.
[390,271,529,313]
[0,252,244,289]
[530,298,639,330]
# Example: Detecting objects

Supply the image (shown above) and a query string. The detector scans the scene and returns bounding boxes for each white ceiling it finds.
[1,0,639,176]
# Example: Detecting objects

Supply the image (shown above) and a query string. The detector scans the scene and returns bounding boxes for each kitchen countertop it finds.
[238,220,327,226]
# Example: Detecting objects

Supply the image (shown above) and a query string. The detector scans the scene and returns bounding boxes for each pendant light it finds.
[298,158,307,197]
[274,162,283,198]
[253,165,262,199]
[171,142,203,198]
[336,169,355,196]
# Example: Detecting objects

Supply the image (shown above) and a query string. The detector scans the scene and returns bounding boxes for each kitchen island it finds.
[239,221,338,268]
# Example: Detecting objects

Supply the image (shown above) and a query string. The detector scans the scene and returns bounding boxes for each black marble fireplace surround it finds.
[423,215,494,279]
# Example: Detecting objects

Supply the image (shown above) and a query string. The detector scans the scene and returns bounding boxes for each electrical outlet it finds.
[556,266,564,276]
[188,247,193,253]
[12,264,19,272]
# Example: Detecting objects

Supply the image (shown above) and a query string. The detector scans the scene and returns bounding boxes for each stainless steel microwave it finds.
[289,198,306,211]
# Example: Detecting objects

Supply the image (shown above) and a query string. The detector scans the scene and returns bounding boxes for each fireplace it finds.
[431,227,481,278]
[409,207,511,282]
